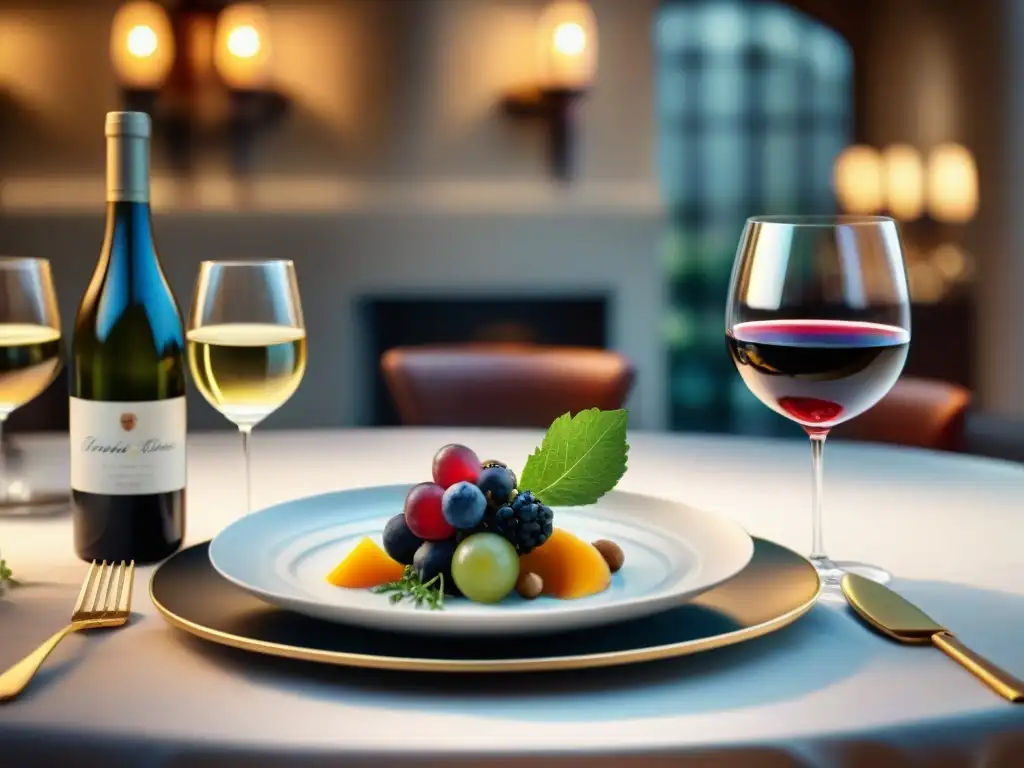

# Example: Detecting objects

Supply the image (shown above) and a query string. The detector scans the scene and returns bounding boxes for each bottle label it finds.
[69,397,186,496]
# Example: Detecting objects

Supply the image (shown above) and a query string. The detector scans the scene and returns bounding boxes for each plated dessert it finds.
[326,408,629,608]
[206,405,754,635]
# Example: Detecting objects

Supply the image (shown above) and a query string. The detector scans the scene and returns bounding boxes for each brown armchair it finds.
[380,344,635,427]
[835,376,971,451]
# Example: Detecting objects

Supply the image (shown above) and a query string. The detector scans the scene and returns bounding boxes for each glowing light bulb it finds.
[214,4,271,89]
[127,24,158,58]
[833,145,884,214]
[537,1,597,88]
[553,22,586,56]
[227,25,261,59]
[882,144,924,221]
[111,2,174,87]
[927,143,978,224]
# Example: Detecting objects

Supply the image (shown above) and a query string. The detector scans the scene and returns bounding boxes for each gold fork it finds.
[0,560,135,703]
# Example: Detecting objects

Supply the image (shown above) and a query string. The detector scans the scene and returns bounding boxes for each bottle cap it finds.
[105,111,151,139]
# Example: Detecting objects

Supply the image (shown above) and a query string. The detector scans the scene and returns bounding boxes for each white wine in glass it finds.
[187,261,306,513]
[0,257,63,513]
[0,324,62,413]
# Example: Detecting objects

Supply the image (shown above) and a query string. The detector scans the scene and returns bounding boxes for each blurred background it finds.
[0,0,1017,456]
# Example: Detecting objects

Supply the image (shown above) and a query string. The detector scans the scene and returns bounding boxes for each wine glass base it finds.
[810,556,892,603]
[0,487,69,518]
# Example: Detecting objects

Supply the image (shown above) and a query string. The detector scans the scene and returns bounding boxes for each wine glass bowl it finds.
[187,260,306,513]
[726,216,911,594]
[0,257,63,511]
[0,257,62,416]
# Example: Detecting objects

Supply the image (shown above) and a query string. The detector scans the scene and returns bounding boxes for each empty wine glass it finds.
[725,216,911,595]
[0,257,63,514]
[187,261,306,513]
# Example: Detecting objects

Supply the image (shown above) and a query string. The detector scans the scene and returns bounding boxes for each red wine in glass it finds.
[727,319,910,432]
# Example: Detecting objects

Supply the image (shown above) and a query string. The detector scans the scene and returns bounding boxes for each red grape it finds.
[431,444,482,489]
[403,482,454,540]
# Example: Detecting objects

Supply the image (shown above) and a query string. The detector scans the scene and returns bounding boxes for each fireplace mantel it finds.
[0,177,664,218]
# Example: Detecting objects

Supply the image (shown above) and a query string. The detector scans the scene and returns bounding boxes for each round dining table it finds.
[1,428,1022,767]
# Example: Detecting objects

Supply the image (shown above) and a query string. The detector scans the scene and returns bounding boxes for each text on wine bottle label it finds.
[69,397,186,495]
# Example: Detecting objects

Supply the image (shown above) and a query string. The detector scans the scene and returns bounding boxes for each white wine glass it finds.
[0,257,63,514]
[187,260,306,514]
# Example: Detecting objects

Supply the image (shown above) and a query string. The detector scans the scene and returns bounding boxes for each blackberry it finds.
[492,491,553,554]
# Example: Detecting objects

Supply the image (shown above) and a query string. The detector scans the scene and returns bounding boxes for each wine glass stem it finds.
[809,431,827,560]
[240,425,253,514]
[0,416,7,505]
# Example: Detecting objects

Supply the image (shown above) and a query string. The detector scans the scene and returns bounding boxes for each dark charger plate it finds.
[150,538,820,673]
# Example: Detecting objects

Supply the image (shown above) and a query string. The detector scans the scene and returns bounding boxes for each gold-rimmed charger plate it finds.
[150,537,821,673]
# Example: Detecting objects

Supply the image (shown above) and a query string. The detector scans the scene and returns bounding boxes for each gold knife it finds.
[840,573,1024,703]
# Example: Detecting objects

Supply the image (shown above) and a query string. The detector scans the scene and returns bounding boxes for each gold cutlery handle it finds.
[932,631,1024,703]
[0,624,80,703]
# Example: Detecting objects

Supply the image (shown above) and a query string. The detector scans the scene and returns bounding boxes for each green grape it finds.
[451,533,519,604]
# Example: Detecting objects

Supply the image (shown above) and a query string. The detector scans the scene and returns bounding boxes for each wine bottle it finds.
[70,111,186,563]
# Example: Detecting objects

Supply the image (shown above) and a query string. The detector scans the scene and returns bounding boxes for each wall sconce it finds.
[109,0,288,176]
[501,0,598,182]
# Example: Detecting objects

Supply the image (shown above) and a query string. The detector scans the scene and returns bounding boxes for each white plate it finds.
[208,485,755,636]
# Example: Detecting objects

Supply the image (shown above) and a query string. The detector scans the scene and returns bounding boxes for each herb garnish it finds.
[372,565,445,610]
[518,408,629,507]
[0,551,12,594]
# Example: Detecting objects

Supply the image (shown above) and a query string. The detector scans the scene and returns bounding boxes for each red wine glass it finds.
[725,215,911,593]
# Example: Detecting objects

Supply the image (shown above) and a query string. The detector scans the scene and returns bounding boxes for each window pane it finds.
[659,68,696,120]
[815,74,850,118]
[704,129,745,204]
[807,27,850,78]
[756,4,800,57]
[672,365,717,408]
[699,214,741,281]
[701,66,746,118]
[700,1,748,52]
[763,63,798,116]
[656,7,698,50]
[763,129,799,205]
[662,307,698,349]
[658,136,693,202]
[812,129,847,200]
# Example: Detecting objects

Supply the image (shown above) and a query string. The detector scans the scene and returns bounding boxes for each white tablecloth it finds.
[1,428,1023,767]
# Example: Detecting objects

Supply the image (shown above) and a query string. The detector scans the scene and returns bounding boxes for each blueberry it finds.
[441,481,487,530]
[383,513,422,565]
[413,539,461,596]
[477,466,516,508]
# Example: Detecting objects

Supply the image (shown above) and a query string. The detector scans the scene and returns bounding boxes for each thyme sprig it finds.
[372,565,445,610]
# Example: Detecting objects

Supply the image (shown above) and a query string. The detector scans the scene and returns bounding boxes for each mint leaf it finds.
[519,408,629,506]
